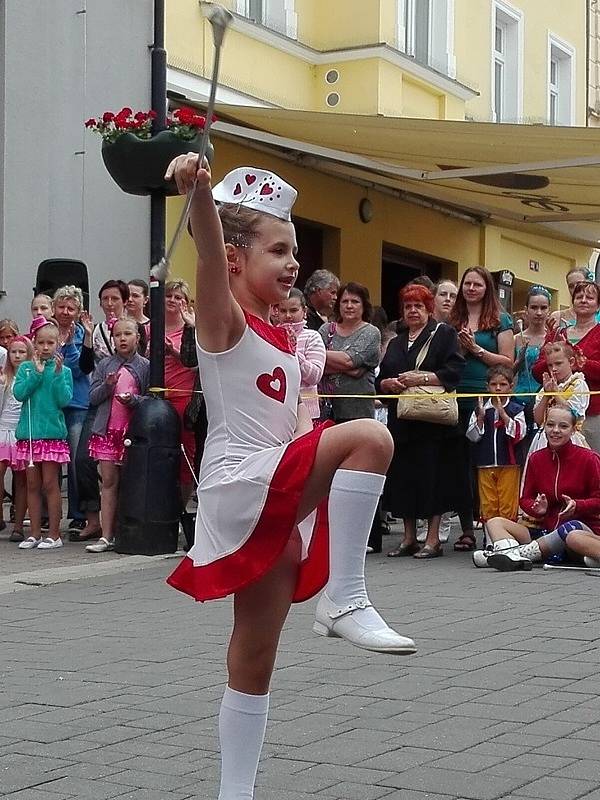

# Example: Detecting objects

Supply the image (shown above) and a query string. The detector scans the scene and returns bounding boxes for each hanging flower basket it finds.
[86,107,214,196]
[101,129,213,196]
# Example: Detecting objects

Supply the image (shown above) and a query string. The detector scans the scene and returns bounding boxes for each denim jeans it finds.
[75,406,101,514]
[63,406,89,521]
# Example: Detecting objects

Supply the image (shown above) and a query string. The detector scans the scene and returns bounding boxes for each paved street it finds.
[2,527,600,800]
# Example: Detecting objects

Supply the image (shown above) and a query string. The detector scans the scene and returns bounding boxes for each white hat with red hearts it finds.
[212,167,297,221]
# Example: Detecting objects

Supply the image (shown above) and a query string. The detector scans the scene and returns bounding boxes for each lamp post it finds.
[150,0,167,387]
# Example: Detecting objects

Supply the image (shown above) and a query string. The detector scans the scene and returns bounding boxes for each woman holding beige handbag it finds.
[376,285,466,559]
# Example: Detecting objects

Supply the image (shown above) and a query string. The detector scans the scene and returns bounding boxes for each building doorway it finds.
[381,244,455,321]
[295,218,325,291]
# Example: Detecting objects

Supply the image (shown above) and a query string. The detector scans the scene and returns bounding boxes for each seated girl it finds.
[472,405,600,570]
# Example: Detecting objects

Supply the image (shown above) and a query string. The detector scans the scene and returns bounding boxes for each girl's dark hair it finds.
[449,267,503,332]
[333,282,373,322]
[128,278,149,298]
[371,305,388,334]
[287,287,306,307]
[98,279,129,304]
[218,203,265,247]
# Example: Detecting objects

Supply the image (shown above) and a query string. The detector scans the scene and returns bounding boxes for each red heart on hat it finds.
[245,174,256,185]
[260,184,273,196]
[256,367,286,403]
[233,182,242,195]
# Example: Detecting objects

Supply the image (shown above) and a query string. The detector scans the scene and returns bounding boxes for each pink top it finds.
[296,327,326,419]
[165,326,196,398]
[107,368,139,432]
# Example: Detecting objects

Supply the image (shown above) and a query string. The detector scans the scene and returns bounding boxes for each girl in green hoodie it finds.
[14,318,73,550]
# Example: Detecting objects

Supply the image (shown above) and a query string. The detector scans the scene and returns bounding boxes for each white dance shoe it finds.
[313,593,417,655]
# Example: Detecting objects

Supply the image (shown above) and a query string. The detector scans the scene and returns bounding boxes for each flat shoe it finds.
[9,530,25,542]
[86,537,114,553]
[18,536,40,549]
[37,537,63,550]
[387,543,420,557]
[414,544,443,559]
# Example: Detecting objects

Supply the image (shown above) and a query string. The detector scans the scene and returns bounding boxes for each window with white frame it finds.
[236,0,297,39]
[492,1,522,122]
[548,35,575,125]
[396,0,456,77]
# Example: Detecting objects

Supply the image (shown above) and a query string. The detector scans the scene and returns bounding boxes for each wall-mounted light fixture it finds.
[359,197,373,223]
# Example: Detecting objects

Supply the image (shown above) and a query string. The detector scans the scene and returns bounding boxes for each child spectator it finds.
[13,318,72,549]
[466,366,526,524]
[87,318,149,553]
[528,340,589,456]
[0,318,18,370]
[277,288,326,422]
[31,294,53,319]
[0,336,33,541]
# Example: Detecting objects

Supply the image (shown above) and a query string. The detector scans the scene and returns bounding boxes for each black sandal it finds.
[453,533,476,552]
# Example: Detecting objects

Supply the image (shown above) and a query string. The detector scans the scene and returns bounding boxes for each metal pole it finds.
[150,0,166,389]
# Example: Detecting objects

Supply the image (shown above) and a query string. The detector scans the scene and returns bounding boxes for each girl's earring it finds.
[228,266,239,274]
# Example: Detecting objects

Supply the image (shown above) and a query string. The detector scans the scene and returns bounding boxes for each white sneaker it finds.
[487,540,533,572]
[18,536,40,549]
[584,556,600,568]
[313,593,417,655]
[472,547,494,568]
[86,537,114,553]
[37,537,63,550]
[472,538,516,568]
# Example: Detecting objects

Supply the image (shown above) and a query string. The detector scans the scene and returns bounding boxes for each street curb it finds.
[0,551,183,594]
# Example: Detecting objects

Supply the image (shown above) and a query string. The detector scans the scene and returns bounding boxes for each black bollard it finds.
[115,396,181,555]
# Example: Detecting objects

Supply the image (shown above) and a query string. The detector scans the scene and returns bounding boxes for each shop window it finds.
[396,0,456,77]
[492,1,522,122]
[548,35,575,125]
[236,0,297,38]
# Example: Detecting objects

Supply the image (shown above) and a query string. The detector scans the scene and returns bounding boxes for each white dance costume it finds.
[168,311,330,602]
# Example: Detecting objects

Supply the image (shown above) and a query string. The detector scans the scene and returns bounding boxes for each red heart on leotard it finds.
[260,183,273,195]
[245,174,256,185]
[256,367,286,403]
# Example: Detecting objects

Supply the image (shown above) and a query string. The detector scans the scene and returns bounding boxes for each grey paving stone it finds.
[516,775,597,799]
[379,764,531,799]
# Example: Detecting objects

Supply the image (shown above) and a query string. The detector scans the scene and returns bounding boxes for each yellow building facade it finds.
[166,0,593,316]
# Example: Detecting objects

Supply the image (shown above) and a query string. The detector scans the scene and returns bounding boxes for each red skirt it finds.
[167,423,332,604]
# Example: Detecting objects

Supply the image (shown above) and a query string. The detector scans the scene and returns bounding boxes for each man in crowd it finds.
[303,269,340,330]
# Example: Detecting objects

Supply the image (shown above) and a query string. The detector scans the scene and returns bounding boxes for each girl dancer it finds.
[0,336,34,541]
[87,318,149,552]
[165,160,415,800]
[14,318,72,549]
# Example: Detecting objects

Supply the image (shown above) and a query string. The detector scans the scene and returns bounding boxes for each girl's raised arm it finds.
[165,156,244,353]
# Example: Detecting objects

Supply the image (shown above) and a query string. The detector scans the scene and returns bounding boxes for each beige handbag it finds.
[396,325,459,426]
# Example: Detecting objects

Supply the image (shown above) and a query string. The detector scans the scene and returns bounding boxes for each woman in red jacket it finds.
[472,405,600,570]
[532,281,600,452]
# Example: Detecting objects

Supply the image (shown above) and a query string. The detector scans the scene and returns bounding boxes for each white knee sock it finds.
[218,686,269,800]
[326,469,385,606]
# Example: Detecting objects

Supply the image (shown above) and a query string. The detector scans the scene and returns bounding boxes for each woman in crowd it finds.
[92,280,129,362]
[127,279,151,347]
[164,280,199,510]
[53,285,89,534]
[319,282,381,423]
[31,294,53,319]
[377,284,465,558]
[432,280,458,323]
[548,268,597,330]
[473,405,600,571]
[512,286,551,461]
[533,280,600,453]
[449,267,514,551]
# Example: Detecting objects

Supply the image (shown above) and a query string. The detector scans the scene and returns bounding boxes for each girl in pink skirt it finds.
[87,318,149,553]
[0,336,34,541]
[14,318,73,549]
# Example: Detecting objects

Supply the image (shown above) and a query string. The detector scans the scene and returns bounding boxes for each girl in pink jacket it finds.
[278,289,326,421]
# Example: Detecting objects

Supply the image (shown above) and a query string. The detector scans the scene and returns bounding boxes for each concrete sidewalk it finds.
[2,534,600,800]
